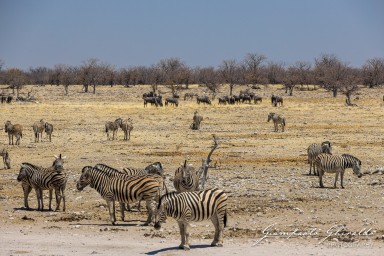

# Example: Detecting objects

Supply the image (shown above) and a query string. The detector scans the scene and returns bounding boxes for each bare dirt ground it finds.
[1,84,383,255]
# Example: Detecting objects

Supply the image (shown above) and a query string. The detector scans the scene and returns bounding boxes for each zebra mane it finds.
[157,191,178,209]
[21,162,42,169]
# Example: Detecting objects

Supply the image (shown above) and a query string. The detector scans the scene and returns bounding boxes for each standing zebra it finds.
[94,162,166,211]
[190,111,203,130]
[173,160,200,192]
[267,113,286,132]
[154,188,228,250]
[105,120,119,140]
[307,141,332,175]
[4,121,23,145]
[76,166,162,225]
[0,148,11,169]
[17,155,67,211]
[115,118,133,141]
[32,119,45,142]
[44,122,54,142]
[314,153,363,189]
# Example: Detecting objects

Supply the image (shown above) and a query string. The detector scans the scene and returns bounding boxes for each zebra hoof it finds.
[181,245,190,250]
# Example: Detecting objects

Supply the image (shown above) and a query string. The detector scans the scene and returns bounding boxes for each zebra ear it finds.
[54,155,58,159]
[62,156,67,159]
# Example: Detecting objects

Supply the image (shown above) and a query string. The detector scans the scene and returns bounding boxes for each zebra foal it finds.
[115,118,133,141]
[32,119,45,142]
[267,113,286,132]
[154,188,228,250]
[307,141,332,175]
[315,153,363,189]
[44,122,54,142]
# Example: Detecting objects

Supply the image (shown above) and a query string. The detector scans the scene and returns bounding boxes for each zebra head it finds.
[145,162,164,176]
[267,113,275,122]
[53,154,66,172]
[154,192,177,230]
[4,121,12,132]
[181,160,195,180]
[17,164,30,181]
[343,154,363,178]
[321,141,332,154]
[77,166,93,191]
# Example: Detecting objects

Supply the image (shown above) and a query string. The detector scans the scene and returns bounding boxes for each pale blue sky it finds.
[0,0,383,70]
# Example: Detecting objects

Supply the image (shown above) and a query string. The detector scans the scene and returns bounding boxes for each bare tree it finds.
[265,61,285,85]
[5,68,27,96]
[362,58,384,88]
[195,66,219,97]
[199,135,219,190]
[243,53,267,86]
[219,59,240,96]
[284,61,312,95]
[79,58,112,94]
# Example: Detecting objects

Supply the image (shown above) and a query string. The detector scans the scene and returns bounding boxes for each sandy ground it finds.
[0,84,383,255]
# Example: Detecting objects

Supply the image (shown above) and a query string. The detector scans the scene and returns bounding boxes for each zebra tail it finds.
[223,210,228,228]
[283,118,286,126]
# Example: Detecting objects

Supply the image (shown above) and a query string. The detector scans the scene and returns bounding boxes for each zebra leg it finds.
[119,202,125,221]
[54,189,61,211]
[334,172,339,189]
[36,188,44,211]
[62,189,66,211]
[106,199,116,225]
[22,184,32,209]
[211,214,220,246]
[319,172,324,188]
[177,221,190,250]
[340,171,345,189]
[48,189,53,211]
[144,199,155,226]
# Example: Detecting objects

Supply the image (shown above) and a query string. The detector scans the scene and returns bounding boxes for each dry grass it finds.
[0,84,383,243]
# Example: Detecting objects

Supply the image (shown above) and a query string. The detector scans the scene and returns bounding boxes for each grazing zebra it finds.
[0,148,11,169]
[4,121,23,145]
[267,113,286,132]
[314,153,363,189]
[76,166,162,225]
[165,97,179,107]
[173,160,200,192]
[271,95,283,106]
[115,118,133,140]
[44,122,54,142]
[307,141,332,175]
[32,119,45,142]
[105,120,119,140]
[154,188,228,250]
[190,111,203,130]
[16,155,67,211]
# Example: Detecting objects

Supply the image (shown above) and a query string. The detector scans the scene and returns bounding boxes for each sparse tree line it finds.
[0,54,383,102]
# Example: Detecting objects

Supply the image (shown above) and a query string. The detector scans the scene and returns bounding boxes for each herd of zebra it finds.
[4,119,53,146]
[15,156,227,250]
[11,139,363,250]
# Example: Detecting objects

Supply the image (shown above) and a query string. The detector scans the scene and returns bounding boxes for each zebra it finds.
[32,119,45,142]
[96,162,166,211]
[154,188,228,250]
[184,92,196,101]
[0,148,11,169]
[271,95,283,106]
[190,111,203,130]
[267,113,286,132]
[4,121,23,145]
[44,122,54,142]
[173,160,200,192]
[76,166,162,225]
[115,118,133,140]
[105,120,119,140]
[165,97,179,107]
[307,141,332,176]
[16,155,67,211]
[314,153,363,189]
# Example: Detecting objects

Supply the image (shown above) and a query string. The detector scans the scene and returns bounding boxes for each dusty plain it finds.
[0,84,383,255]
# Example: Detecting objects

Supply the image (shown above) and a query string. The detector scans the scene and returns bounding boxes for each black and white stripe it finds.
[173,161,200,193]
[267,112,286,132]
[314,153,363,189]
[307,141,332,175]
[17,156,67,211]
[154,188,228,250]
[77,166,162,225]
